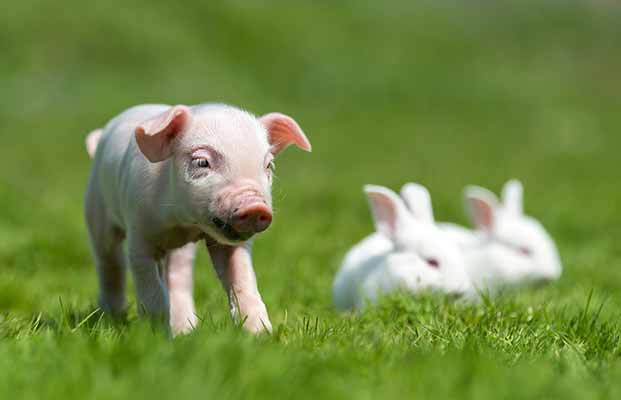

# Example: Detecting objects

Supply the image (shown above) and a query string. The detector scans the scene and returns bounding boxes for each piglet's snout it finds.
[231,199,272,234]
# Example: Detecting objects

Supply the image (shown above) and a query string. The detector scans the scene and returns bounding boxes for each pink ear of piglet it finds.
[135,105,192,162]
[259,113,312,156]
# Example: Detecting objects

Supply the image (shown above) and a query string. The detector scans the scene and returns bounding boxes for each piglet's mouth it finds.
[211,217,254,242]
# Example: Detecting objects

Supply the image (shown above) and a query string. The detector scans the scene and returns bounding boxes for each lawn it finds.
[1,1,620,398]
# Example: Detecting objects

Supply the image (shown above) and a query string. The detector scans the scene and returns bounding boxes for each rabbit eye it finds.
[426,258,440,269]
[518,246,532,256]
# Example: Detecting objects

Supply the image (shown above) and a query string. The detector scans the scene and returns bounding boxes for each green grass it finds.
[1,0,621,398]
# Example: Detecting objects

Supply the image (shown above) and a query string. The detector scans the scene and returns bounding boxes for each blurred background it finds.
[2,1,621,398]
[1,0,620,346]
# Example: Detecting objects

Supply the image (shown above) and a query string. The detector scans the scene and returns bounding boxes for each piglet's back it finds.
[87,104,171,227]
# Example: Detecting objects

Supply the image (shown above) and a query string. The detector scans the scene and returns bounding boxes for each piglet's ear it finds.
[260,113,312,156]
[364,185,411,245]
[464,186,499,232]
[135,105,191,162]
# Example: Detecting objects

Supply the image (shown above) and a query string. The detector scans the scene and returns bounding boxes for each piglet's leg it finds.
[206,240,272,334]
[166,243,198,336]
[127,235,170,335]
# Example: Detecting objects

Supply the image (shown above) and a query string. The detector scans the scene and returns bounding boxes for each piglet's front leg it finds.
[207,240,272,334]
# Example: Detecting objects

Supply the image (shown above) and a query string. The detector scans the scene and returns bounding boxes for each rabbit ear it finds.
[400,183,435,224]
[464,186,499,232]
[502,179,524,215]
[364,185,411,244]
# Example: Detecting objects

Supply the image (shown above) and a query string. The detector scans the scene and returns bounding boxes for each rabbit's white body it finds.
[440,180,562,293]
[333,233,392,310]
[333,234,389,310]
[333,233,442,310]
[333,184,474,311]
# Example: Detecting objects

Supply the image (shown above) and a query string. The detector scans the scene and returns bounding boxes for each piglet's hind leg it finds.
[85,206,127,315]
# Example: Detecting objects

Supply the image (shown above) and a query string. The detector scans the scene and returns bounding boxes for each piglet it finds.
[84,103,311,335]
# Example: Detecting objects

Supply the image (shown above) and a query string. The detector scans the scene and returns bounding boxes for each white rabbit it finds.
[441,180,562,293]
[333,184,473,311]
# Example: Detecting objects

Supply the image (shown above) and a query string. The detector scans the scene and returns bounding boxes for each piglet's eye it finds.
[194,159,210,168]
[426,258,440,269]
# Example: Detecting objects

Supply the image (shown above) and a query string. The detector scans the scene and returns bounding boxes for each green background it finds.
[1,1,620,398]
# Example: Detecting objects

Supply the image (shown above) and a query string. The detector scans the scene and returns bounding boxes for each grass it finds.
[1,0,621,398]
